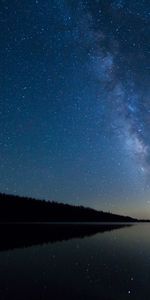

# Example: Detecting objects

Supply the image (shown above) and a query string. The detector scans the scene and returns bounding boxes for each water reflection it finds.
[0,223,149,300]
[0,223,131,251]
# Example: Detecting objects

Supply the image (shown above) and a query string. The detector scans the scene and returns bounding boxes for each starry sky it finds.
[1,0,150,218]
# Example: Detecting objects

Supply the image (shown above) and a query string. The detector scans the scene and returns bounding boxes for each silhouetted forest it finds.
[0,193,137,222]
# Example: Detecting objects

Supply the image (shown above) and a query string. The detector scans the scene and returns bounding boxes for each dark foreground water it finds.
[0,223,149,300]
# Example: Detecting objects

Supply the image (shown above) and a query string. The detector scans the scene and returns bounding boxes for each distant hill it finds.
[0,193,138,222]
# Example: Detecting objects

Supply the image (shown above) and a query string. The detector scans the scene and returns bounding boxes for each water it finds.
[0,223,149,299]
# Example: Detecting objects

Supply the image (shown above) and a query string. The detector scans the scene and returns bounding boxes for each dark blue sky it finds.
[1,0,150,218]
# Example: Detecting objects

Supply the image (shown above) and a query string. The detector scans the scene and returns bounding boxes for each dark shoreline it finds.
[0,193,141,223]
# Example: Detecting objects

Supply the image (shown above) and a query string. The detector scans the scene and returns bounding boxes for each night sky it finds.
[1,0,150,218]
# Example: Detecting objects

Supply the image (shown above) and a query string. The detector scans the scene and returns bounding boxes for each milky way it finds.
[75,1,150,174]
[1,0,150,217]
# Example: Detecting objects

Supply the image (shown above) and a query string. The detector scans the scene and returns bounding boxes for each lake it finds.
[0,223,149,299]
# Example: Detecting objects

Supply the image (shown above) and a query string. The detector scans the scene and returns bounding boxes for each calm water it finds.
[0,223,150,299]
